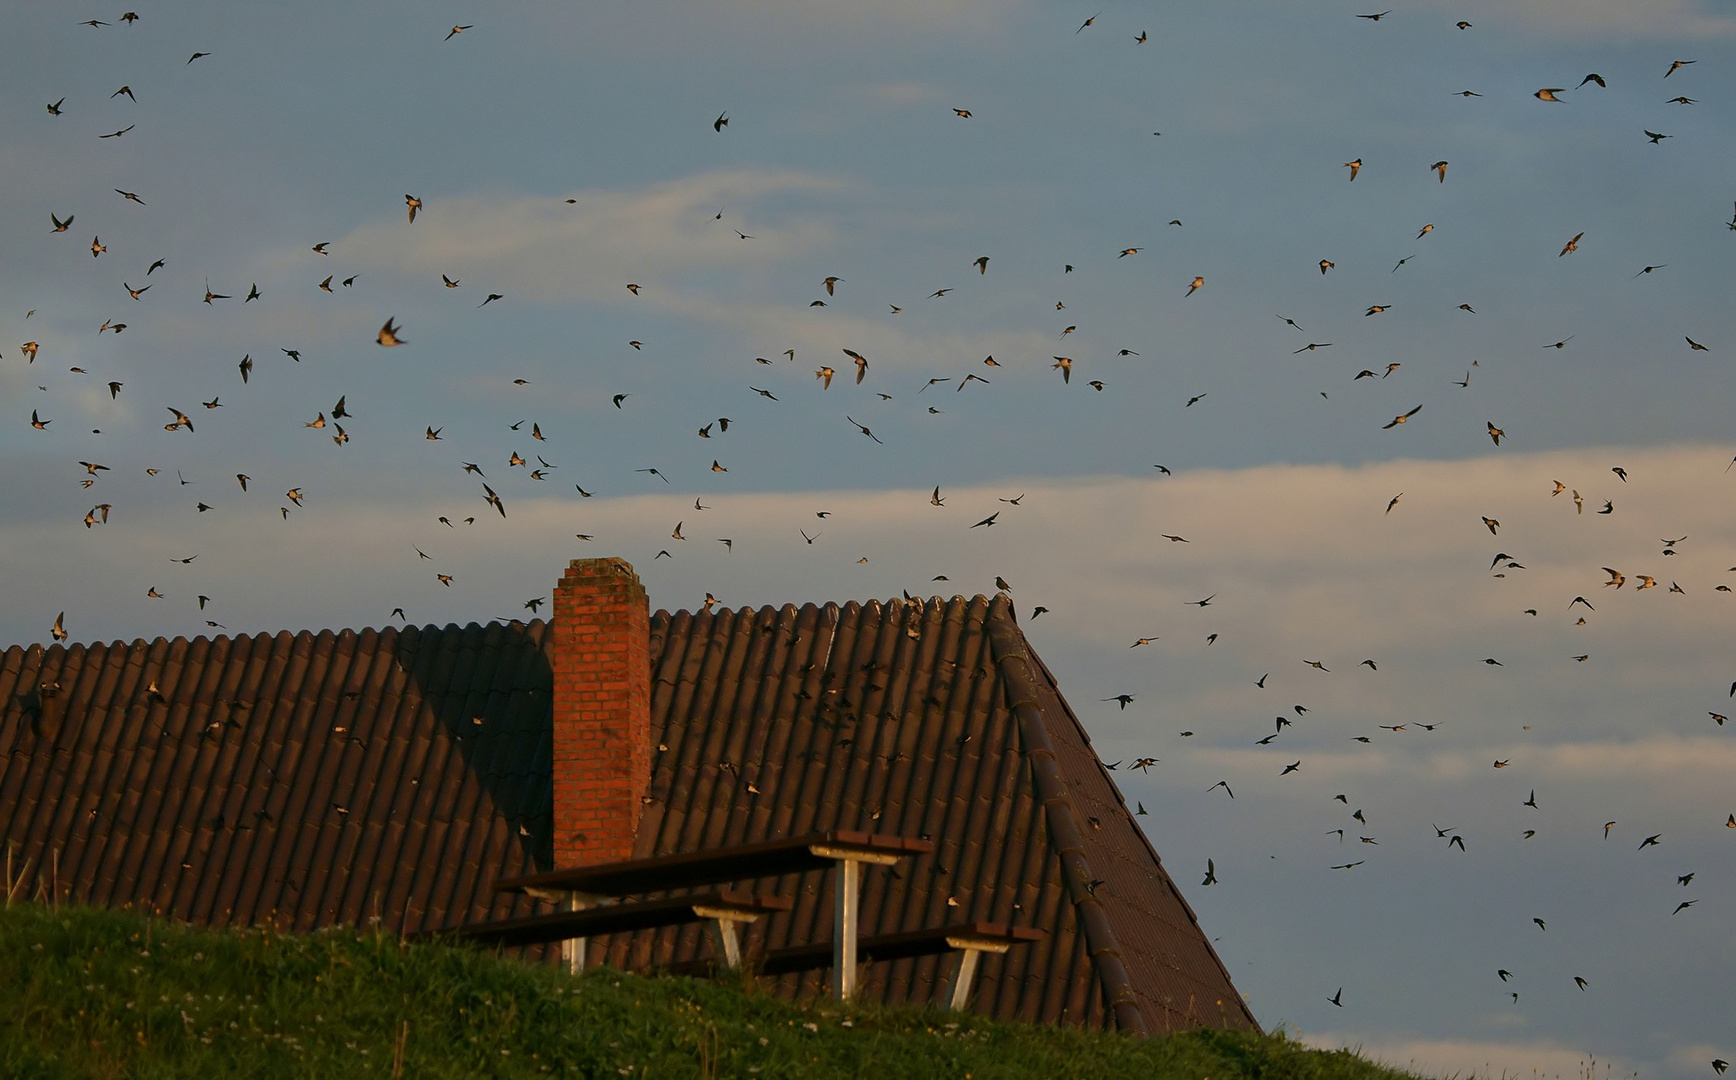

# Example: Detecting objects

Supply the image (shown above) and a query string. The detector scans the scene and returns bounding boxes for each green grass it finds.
[0,902,1425,1080]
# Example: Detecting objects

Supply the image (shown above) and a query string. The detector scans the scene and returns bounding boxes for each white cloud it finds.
[1534,736,1736,781]
[647,289,1058,374]
[1188,737,1736,798]
[313,169,1061,375]
[17,440,1732,620]
[332,170,849,303]
[25,441,1736,729]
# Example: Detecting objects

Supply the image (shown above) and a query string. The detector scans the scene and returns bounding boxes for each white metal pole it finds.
[561,893,588,975]
[832,858,861,1000]
[949,948,982,1011]
[716,918,742,969]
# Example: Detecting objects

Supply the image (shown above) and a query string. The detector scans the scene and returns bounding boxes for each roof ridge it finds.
[9,619,550,660]
[983,594,1148,1035]
[653,594,1000,622]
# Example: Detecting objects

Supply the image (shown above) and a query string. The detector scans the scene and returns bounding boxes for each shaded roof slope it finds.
[0,595,1253,1033]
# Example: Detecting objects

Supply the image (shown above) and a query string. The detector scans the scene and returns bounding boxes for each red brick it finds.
[550,557,649,868]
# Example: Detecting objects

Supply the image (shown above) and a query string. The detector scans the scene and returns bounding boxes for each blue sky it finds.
[3,3,1733,1076]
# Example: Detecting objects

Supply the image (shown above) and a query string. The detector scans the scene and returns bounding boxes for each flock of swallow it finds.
[9,10,1733,1072]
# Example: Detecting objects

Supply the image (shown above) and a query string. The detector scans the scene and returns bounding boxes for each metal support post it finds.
[944,936,1011,1011]
[831,857,861,1000]
[523,886,599,976]
[716,919,742,969]
[693,906,761,970]
[949,948,984,1011]
[560,893,589,975]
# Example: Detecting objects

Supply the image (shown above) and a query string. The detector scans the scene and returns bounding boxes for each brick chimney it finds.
[551,557,651,867]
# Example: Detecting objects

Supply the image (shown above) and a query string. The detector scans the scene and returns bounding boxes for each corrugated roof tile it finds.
[0,592,1251,1032]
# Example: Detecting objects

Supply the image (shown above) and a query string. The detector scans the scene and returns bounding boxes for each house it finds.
[0,556,1255,1034]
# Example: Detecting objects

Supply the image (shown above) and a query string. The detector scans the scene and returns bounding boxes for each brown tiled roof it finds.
[0,623,553,935]
[0,594,1254,1033]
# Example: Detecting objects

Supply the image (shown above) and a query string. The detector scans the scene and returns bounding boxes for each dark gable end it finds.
[0,591,1253,1033]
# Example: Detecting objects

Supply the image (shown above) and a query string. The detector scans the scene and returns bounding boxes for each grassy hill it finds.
[0,903,1422,1080]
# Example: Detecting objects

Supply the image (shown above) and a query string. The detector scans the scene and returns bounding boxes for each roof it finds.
[0,593,1254,1033]
[0,621,552,934]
